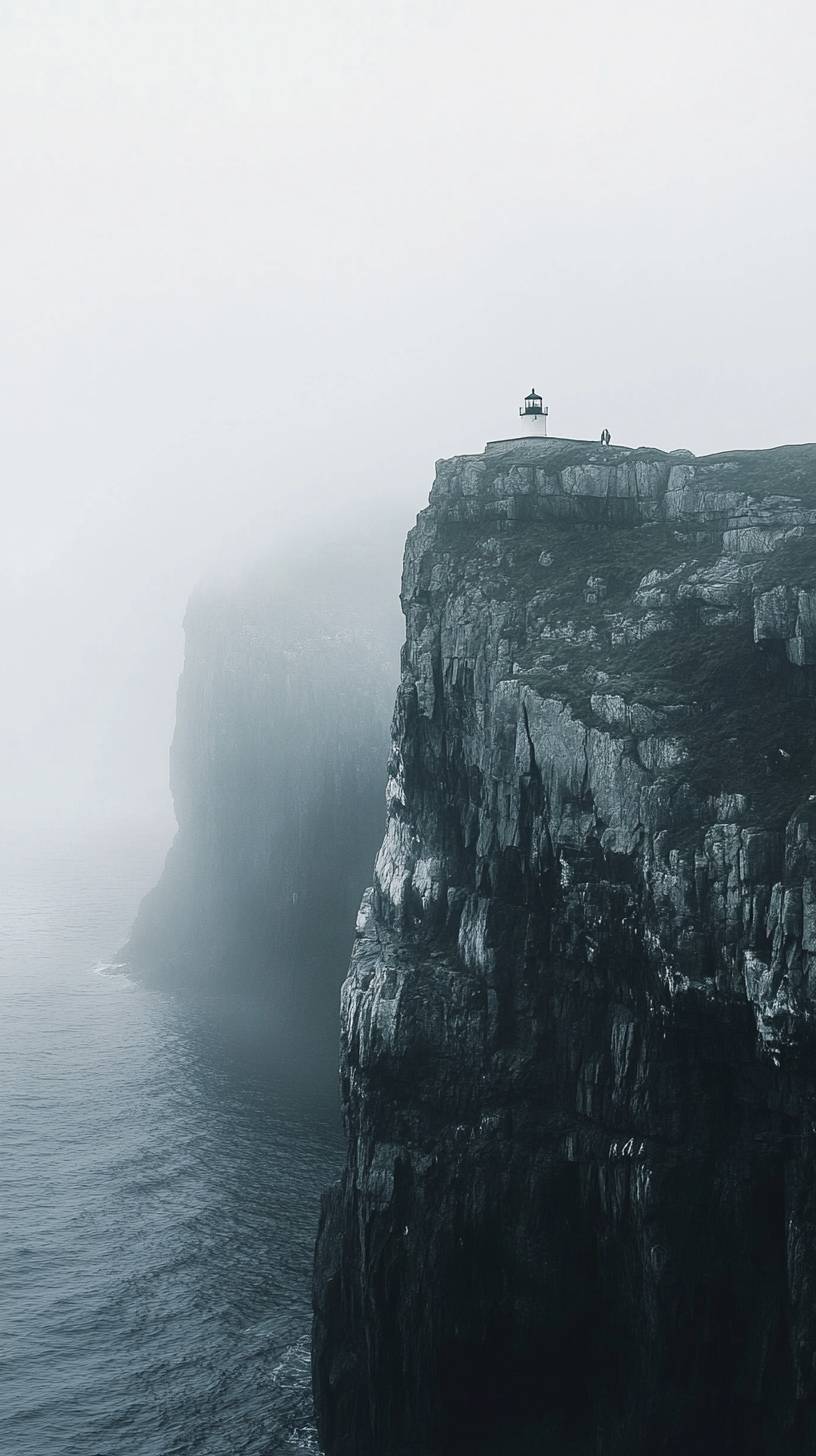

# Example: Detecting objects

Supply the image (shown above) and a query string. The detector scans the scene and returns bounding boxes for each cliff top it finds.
[401,437,816,844]
[434,436,816,504]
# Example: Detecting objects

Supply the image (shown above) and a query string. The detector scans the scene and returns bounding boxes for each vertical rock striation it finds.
[314,438,816,1454]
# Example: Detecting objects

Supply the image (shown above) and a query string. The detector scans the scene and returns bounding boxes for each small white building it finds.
[517,388,549,437]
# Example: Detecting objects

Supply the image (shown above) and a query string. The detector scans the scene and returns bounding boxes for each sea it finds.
[0,823,344,1456]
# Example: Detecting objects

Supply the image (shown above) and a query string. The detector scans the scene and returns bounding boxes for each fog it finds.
[2,0,814,838]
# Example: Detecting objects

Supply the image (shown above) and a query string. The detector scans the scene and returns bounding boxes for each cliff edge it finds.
[313,437,816,1454]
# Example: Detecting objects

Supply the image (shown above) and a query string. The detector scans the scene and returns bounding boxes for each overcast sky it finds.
[2,0,814,835]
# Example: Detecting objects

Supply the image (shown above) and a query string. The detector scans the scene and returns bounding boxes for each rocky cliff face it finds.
[313,437,816,1454]
[126,541,401,1028]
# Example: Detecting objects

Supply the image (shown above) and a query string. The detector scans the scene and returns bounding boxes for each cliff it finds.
[313,436,816,1454]
[126,539,401,1029]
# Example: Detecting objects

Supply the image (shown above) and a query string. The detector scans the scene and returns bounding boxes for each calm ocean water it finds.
[0,826,343,1456]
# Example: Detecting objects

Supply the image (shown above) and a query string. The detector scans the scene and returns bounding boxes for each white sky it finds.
[1,0,814,832]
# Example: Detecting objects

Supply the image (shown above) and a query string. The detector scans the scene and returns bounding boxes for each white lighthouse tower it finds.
[518,388,548,437]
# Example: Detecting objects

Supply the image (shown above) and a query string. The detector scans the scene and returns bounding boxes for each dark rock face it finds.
[313,438,816,1454]
[126,542,401,1025]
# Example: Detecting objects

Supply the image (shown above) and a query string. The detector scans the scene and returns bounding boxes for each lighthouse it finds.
[518,388,548,437]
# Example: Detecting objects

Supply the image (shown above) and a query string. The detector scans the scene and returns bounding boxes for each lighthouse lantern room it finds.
[518,389,548,436]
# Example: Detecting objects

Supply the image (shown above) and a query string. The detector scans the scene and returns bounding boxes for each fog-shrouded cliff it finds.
[125,538,402,1027]
[313,437,816,1454]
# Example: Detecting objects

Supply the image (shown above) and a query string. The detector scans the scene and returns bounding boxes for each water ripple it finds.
[0,829,342,1456]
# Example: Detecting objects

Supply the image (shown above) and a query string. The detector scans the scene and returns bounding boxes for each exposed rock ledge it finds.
[313,438,816,1454]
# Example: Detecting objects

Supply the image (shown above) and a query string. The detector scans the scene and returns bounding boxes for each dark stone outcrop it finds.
[126,540,401,1026]
[313,437,816,1454]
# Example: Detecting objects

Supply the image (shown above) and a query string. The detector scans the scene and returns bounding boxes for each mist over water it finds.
[2,5,814,1453]
[0,826,342,1456]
